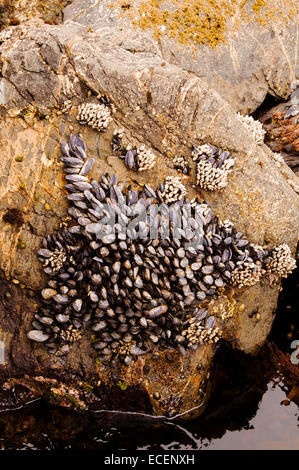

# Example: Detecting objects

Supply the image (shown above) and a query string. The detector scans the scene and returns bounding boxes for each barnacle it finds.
[237,113,266,144]
[28,134,296,365]
[192,144,235,190]
[76,101,112,132]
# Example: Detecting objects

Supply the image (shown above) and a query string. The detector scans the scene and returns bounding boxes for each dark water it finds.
[0,270,298,451]
[0,341,298,451]
[0,376,298,450]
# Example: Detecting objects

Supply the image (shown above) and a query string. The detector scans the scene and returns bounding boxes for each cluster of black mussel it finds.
[28,134,271,366]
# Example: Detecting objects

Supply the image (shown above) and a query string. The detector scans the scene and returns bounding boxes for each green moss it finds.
[64,392,85,410]
[81,381,94,392]
[17,240,26,249]
[117,381,128,391]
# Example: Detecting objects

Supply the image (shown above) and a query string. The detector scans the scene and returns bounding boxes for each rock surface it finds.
[0,0,72,29]
[258,99,299,175]
[64,0,299,114]
[0,0,298,417]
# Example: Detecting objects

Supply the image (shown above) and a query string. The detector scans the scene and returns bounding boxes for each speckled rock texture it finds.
[64,0,299,114]
[0,0,298,418]
[0,0,73,28]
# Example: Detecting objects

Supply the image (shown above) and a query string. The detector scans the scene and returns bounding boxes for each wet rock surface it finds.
[0,0,298,417]
[0,341,297,449]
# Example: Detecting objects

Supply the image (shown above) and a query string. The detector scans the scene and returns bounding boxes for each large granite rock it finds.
[0,1,298,418]
[64,0,299,114]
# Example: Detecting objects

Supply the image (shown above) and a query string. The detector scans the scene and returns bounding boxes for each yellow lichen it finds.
[111,0,298,49]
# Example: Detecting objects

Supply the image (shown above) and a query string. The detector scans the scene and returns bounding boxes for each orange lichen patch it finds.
[250,0,296,26]
[266,113,299,151]
[111,0,234,48]
[110,0,297,49]
[281,124,299,152]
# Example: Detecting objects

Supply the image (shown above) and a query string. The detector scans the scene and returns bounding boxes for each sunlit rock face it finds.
[0,0,298,418]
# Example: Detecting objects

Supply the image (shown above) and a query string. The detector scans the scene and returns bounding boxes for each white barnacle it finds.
[182,316,222,346]
[265,244,296,278]
[192,145,235,191]
[43,248,67,273]
[61,100,73,114]
[237,113,266,144]
[173,155,189,174]
[161,175,187,203]
[220,218,234,231]
[76,102,112,132]
[136,146,156,171]
[231,261,265,287]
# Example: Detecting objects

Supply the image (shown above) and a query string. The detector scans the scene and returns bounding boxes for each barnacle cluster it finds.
[61,100,73,114]
[110,131,156,171]
[265,243,297,278]
[111,129,126,153]
[237,113,266,144]
[76,101,112,132]
[60,325,82,344]
[219,218,234,231]
[159,175,187,203]
[40,246,70,275]
[173,155,190,175]
[135,145,156,171]
[119,144,156,171]
[192,144,235,190]
[230,261,264,287]
[181,310,221,349]
[27,134,297,365]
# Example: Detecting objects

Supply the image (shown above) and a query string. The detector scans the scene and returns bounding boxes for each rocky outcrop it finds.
[0,0,73,29]
[0,0,298,418]
[64,0,299,114]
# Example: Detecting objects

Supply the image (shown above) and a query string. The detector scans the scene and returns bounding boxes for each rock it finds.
[0,1,298,418]
[258,99,299,175]
[64,0,299,114]
[0,0,72,29]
